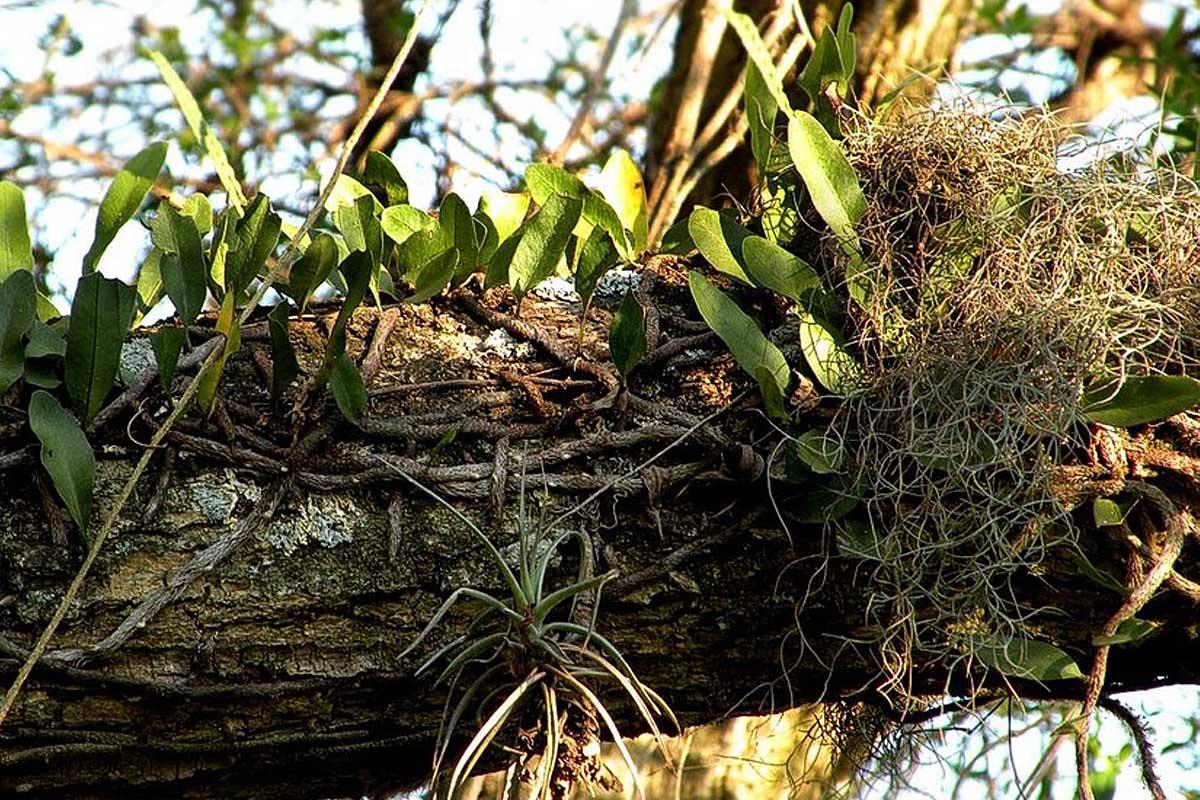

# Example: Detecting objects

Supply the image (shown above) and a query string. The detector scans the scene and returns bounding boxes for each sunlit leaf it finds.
[1092,498,1124,528]
[509,194,582,299]
[796,308,858,394]
[197,292,240,413]
[82,142,168,275]
[597,149,648,254]
[479,189,530,243]
[179,192,212,236]
[688,206,752,284]
[722,8,791,113]
[29,390,95,537]
[787,111,866,243]
[381,204,437,247]
[0,181,34,279]
[148,51,246,213]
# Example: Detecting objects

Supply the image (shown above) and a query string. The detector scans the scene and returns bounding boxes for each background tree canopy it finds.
[1,1,1199,799]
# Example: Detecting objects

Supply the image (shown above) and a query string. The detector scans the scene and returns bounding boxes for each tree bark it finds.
[1,266,1198,799]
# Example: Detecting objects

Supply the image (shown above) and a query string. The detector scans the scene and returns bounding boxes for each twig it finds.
[548,0,634,165]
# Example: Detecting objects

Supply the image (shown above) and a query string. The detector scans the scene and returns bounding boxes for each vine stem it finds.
[0,0,432,730]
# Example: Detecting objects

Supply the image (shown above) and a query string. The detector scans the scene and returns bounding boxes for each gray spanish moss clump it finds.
[811,107,1200,699]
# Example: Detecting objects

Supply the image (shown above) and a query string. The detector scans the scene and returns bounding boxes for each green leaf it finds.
[197,292,240,413]
[267,302,299,401]
[597,149,648,254]
[1092,498,1125,528]
[687,271,789,399]
[36,293,60,323]
[754,365,788,420]
[659,218,695,256]
[179,192,212,235]
[525,163,629,257]
[321,250,373,378]
[509,194,582,299]
[525,163,587,203]
[135,248,165,322]
[330,350,367,423]
[224,193,281,297]
[787,111,866,244]
[972,636,1083,681]
[338,193,383,261]
[153,203,208,323]
[406,248,459,304]
[475,211,500,264]
[741,236,820,300]
[575,225,620,310]
[688,207,752,283]
[479,189,530,243]
[381,204,438,247]
[0,270,37,395]
[485,229,522,290]
[722,8,791,113]
[284,232,339,313]
[361,151,409,207]
[82,142,168,275]
[64,272,137,424]
[796,308,858,394]
[1093,617,1160,646]
[25,321,66,359]
[792,430,843,474]
[609,290,647,380]
[28,390,95,536]
[0,181,33,278]
[744,62,779,175]
[151,326,185,392]
[324,174,381,216]
[1082,376,1200,427]
[148,51,246,214]
[439,193,478,280]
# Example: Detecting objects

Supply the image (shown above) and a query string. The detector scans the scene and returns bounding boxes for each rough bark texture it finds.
[644,0,974,229]
[1,261,1198,799]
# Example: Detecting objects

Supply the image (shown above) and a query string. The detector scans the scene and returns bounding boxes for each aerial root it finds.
[1073,483,1192,800]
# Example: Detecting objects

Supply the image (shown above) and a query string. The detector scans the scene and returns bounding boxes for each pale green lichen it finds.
[260,493,357,555]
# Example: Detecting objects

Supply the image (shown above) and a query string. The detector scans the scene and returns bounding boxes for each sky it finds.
[2,1,1199,798]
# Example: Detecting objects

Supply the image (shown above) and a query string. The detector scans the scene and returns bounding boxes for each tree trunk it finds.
[644,0,974,240]
[1,266,1197,799]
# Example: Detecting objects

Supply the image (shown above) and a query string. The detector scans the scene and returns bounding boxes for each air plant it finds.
[392,463,678,800]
